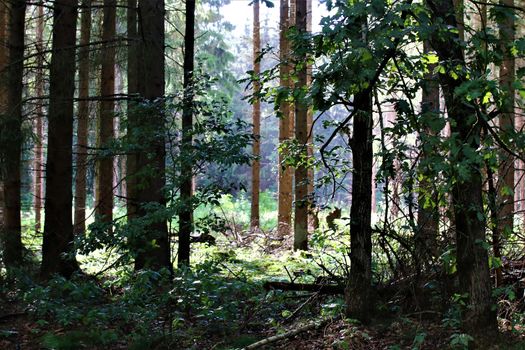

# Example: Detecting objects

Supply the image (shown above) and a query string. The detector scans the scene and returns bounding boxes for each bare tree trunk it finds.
[41,0,80,278]
[178,0,195,267]
[497,0,515,238]
[95,0,116,226]
[277,0,293,238]
[114,65,124,201]
[133,0,171,272]
[0,2,6,235]
[306,0,315,231]
[250,0,261,231]
[1,0,26,270]
[126,0,138,220]
[427,0,497,335]
[293,0,308,251]
[34,2,45,234]
[74,0,92,236]
[345,90,373,322]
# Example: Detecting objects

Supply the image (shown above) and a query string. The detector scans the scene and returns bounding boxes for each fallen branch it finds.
[263,281,344,295]
[284,292,319,323]
[242,316,340,350]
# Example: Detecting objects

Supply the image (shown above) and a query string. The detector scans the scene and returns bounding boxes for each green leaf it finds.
[482,91,492,104]
[423,53,439,64]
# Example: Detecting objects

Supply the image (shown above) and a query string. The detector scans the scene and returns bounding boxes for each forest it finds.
[1,0,525,348]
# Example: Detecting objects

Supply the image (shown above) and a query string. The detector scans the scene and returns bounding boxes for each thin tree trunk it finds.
[250,0,261,230]
[74,0,92,236]
[126,0,138,219]
[345,90,373,322]
[416,40,440,266]
[178,0,195,267]
[427,0,497,334]
[277,0,293,238]
[41,0,80,278]
[497,0,515,236]
[133,0,171,272]
[2,0,26,270]
[288,0,295,145]
[114,65,124,201]
[0,2,6,235]
[95,0,116,226]
[0,183,3,231]
[34,2,45,234]
[306,0,315,231]
[293,0,308,251]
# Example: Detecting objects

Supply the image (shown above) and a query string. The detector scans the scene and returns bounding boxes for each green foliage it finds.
[75,72,253,265]
[449,333,474,350]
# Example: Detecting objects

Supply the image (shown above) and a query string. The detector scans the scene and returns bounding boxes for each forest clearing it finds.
[2,0,525,348]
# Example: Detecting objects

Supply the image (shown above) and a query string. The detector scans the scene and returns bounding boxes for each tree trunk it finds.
[133,0,171,272]
[497,0,515,238]
[126,0,138,220]
[345,91,373,323]
[114,65,124,201]
[0,3,5,236]
[74,0,92,236]
[1,0,26,270]
[277,0,293,238]
[95,0,116,227]
[293,0,308,251]
[250,0,261,231]
[41,0,80,278]
[306,0,314,231]
[0,183,3,231]
[34,2,45,234]
[427,0,497,334]
[178,0,195,267]
[416,40,440,266]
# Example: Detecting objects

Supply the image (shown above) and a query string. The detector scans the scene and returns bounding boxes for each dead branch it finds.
[242,316,340,350]
[263,281,344,295]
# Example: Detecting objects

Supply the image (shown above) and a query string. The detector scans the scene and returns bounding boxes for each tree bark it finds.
[95,0,116,227]
[74,0,92,236]
[293,0,308,251]
[306,0,315,231]
[496,0,515,239]
[427,0,497,334]
[133,0,171,272]
[277,0,293,238]
[250,0,261,231]
[34,2,45,234]
[178,0,195,267]
[345,91,373,323]
[0,2,6,236]
[1,0,26,270]
[126,0,138,220]
[41,0,80,278]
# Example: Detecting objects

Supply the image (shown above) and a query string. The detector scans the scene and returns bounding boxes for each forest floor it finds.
[2,233,525,349]
[1,301,524,349]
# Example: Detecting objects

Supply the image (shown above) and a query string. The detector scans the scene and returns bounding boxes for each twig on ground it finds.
[242,315,341,350]
[284,291,320,323]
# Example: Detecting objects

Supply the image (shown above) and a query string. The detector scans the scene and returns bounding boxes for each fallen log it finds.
[242,316,340,350]
[263,281,344,295]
